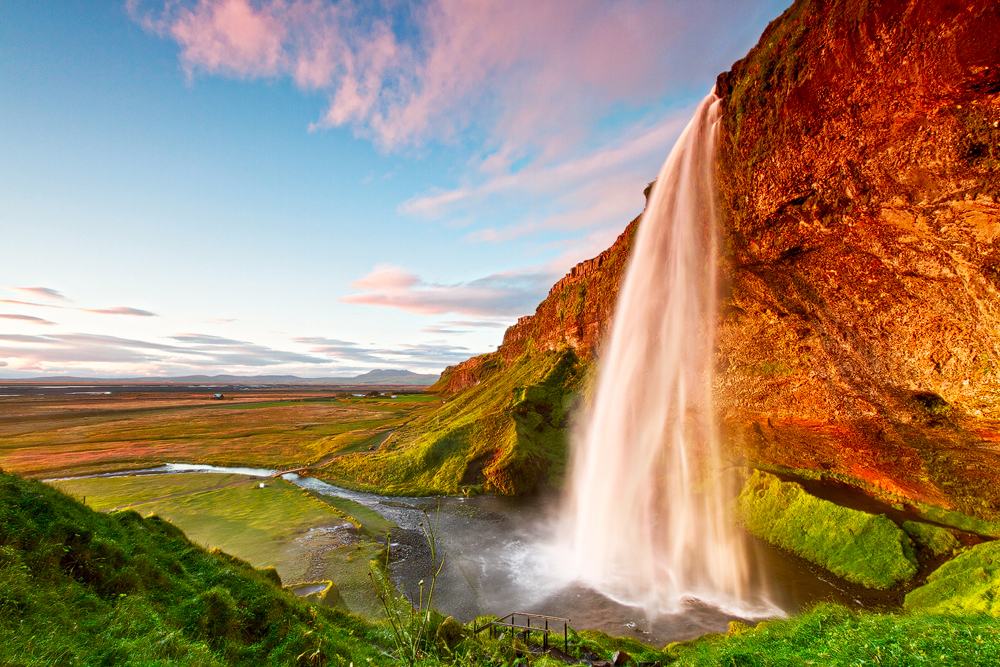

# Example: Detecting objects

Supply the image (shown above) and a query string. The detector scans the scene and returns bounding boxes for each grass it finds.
[0,389,443,479]
[0,470,388,666]
[51,473,391,615]
[752,463,1000,538]
[905,540,1000,615]
[316,349,586,496]
[4,468,1000,666]
[668,603,1000,666]
[735,470,918,589]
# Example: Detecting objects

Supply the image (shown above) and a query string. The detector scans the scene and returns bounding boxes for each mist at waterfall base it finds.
[557,92,779,619]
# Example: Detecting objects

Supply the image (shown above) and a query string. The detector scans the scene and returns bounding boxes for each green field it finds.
[0,390,443,478]
[51,473,392,615]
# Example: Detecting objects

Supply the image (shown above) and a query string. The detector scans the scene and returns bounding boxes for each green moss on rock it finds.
[902,521,960,558]
[904,540,1000,615]
[319,349,585,496]
[735,470,918,589]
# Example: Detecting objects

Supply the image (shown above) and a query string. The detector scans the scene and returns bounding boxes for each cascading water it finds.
[559,92,770,616]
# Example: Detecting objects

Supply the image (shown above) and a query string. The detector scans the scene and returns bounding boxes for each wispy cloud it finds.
[0,314,56,325]
[78,307,158,317]
[6,287,70,302]
[340,263,556,317]
[0,290,157,317]
[294,336,475,368]
[131,0,780,155]
[422,320,509,335]
[0,329,466,377]
[0,299,60,309]
[0,331,332,375]
[130,0,785,283]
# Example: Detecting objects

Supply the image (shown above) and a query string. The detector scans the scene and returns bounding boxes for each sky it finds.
[0,0,790,379]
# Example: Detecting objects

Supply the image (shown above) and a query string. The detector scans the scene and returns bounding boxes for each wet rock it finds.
[612,649,631,665]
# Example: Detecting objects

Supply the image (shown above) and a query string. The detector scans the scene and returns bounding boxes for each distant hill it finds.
[3,369,440,387]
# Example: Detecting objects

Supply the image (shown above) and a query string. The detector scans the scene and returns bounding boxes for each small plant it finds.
[369,504,446,666]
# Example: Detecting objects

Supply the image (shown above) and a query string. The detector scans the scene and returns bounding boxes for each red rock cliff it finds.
[437,218,639,392]
[436,0,1000,519]
[713,0,1000,517]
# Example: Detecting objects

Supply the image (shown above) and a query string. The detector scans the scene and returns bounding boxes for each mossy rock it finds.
[735,470,918,589]
[291,580,349,611]
[904,540,1000,615]
[257,565,282,588]
[902,521,960,557]
[433,615,465,650]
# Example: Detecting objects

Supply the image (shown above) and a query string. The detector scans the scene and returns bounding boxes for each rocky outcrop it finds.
[436,218,639,392]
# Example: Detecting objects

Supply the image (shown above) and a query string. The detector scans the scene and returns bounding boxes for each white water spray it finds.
[559,92,768,616]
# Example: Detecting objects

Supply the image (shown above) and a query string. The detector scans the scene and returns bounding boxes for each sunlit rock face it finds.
[437,0,1000,519]
[438,219,639,393]
[712,0,1000,518]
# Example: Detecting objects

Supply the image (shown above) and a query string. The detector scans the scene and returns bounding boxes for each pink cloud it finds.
[0,314,56,325]
[0,299,60,309]
[340,264,556,317]
[133,0,777,153]
[6,287,69,302]
[170,0,288,78]
[78,307,158,317]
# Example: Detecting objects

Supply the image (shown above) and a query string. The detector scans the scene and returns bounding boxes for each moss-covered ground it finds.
[317,350,586,496]
[735,470,918,589]
[51,473,390,616]
[902,521,960,558]
[905,540,1000,615]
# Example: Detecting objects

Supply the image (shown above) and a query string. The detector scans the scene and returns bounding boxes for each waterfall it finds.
[559,92,766,615]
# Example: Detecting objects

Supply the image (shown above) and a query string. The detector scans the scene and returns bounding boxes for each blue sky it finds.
[0,0,790,378]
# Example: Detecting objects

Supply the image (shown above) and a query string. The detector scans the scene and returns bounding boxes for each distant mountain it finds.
[2,369,440,387]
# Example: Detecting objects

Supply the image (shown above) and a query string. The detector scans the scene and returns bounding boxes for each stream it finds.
[55,463,880,645]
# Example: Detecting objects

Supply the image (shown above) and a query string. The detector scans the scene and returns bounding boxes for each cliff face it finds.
[424,0,1000,512]
[437,218,639,393]
[713,0,1000,517]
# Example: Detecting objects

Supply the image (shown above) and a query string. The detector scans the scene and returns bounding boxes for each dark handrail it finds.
[474,611,570,654]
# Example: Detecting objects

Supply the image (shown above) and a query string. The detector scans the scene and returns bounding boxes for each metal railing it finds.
[474,612,570,654]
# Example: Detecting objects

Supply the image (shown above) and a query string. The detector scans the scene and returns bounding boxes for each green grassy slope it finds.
[670,604,1000,666]
[316,349,586,496]
[4,468,1000,666]
[50,473,391,616]
[0,470,386,666]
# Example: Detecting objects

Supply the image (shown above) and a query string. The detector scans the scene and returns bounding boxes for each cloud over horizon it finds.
[0,329,474,378]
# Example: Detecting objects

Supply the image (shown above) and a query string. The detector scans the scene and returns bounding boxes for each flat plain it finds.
[0,387,443,478]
